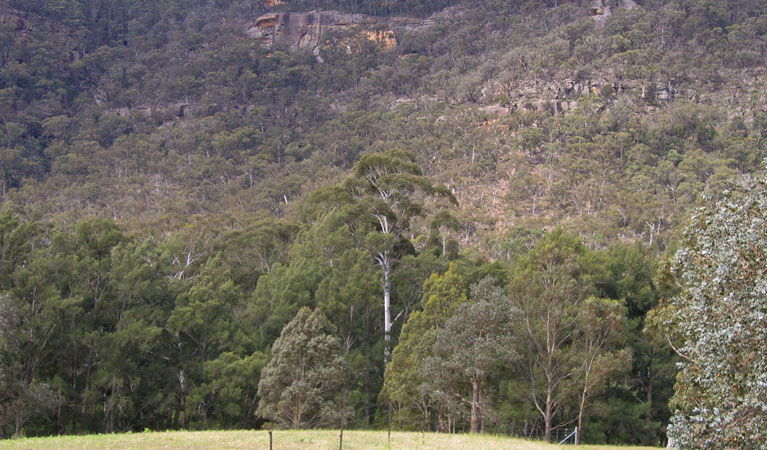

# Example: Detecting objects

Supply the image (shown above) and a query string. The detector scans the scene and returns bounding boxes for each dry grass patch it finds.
[0,430,661,449]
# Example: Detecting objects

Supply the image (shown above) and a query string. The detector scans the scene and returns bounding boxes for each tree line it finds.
[0,151,675,445]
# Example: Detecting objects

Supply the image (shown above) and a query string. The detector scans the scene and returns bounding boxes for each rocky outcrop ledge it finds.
[245,11,431,53]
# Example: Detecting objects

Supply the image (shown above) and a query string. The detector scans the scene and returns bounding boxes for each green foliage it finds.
[2,0,759,443]
[593,243,675,446]
[572,297,631,444]
[654,171,767,447]
[503,230,642,443]
[424,277,518,433]
[380,264,467,428]
[256,307,349,429]
[0,212,278,435]
[0,207,670,442]
[316,247,383,425]
[507,230,596,441]
[189,351,267,429]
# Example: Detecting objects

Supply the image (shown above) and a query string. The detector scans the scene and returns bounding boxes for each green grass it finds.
[0,430,660,449]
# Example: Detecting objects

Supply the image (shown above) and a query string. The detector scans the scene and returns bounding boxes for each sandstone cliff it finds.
[245,10,429,53]
[590,0,639,25]
[245,11,397,51]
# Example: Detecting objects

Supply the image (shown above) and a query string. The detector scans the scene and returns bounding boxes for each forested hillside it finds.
[1,0,765,445]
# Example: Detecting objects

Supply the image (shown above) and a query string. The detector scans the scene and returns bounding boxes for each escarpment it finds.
[245,10,430,53]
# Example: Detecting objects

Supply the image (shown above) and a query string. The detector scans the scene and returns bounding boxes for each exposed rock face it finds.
[246,11,398,52]
[590,0,613,26]
[480,105,512,117]
[390,15,436,32]
[618,0,639,8]
[590,0,639,26]
[363,30,397,51]
[482,76,677,119]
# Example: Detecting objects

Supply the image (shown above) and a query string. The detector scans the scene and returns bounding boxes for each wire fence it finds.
[501,426,578,444]
[371,404,579,445]
[259,399,580,449]
[261,425,579,449]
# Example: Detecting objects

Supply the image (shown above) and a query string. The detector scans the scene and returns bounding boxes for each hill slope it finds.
[2,0,765,250]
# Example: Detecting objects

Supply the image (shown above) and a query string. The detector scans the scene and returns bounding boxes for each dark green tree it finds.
[256,307,349,429]
[424,277,518,433]
[572,297,630,444]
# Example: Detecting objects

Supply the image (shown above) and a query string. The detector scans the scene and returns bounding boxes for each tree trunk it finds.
[646,370,654,405]
[294,392,302,428]
[544,387,553,442]
[178,369,188,428]
[479,384,485,433]
[577,387,586,445]
[470,378,480,433]
[382,251,392,363]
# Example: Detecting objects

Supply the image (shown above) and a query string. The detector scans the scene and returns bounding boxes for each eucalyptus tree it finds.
[425,277,518,433]
[653,172,767,447]
[306,150,455,362]
[507,230,597,442]
[343,149,455,361]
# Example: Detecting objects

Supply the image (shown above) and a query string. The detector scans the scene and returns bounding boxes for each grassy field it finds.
[0,430,661,450]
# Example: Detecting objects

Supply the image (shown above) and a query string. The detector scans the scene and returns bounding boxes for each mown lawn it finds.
[0,430,660,449]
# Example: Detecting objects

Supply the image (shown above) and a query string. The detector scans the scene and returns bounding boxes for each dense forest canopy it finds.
[0,0,765,444]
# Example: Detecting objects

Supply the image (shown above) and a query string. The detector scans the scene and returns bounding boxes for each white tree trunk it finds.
[382,250,392,362]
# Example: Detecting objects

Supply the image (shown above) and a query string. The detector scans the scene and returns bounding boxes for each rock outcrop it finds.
[244,10,435,53]
[482,76,678,118]
[590,0,639,26]
[246,11,399,53]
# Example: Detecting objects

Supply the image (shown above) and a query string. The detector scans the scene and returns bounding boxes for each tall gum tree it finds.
[508,230,596,442]
[338,149,455,361]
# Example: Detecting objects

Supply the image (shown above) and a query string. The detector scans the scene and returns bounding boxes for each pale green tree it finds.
[654,172,767,447]
[379,264,467,430]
